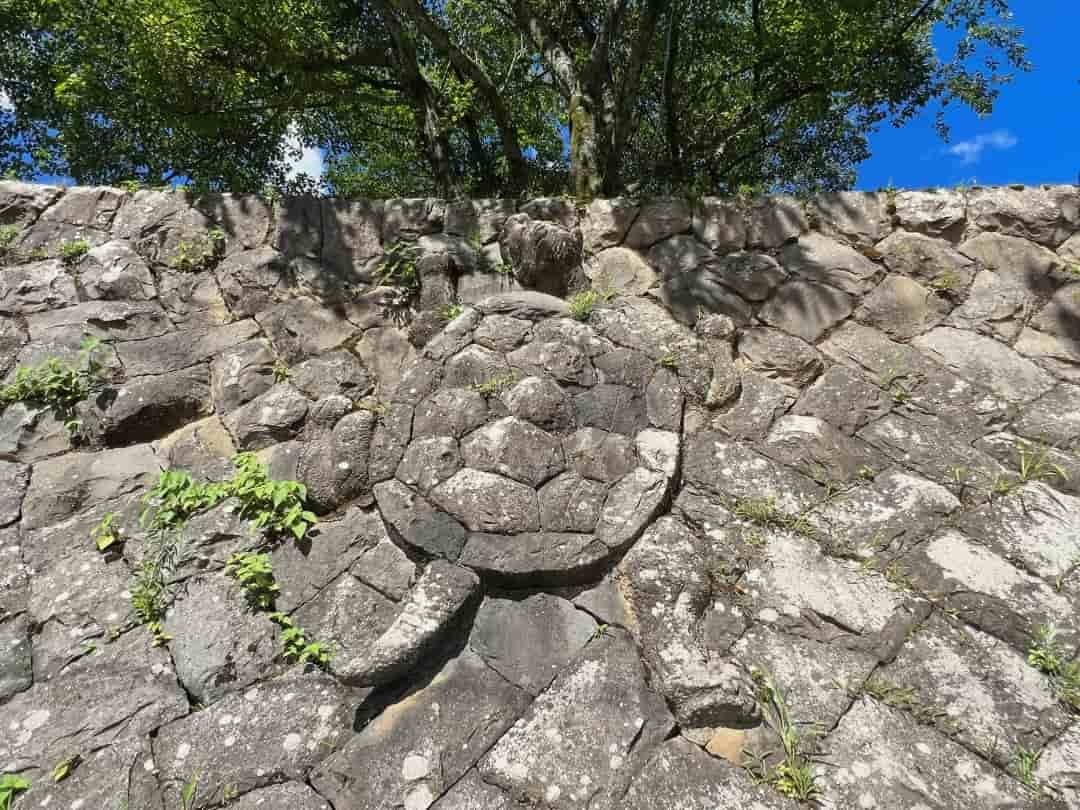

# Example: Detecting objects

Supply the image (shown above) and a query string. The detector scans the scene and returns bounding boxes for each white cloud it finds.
[0,90,13,112]
[282,123,325,183]
[946,129,1018,165]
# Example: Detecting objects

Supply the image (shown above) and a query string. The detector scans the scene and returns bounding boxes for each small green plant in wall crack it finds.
[0,335,105,432]
[269,612,333,668]
[0,774,30,810]
[91,512,121,552]
[225,552,279,610]
[60,238,91,264]
[1027,624,1080,711]
[743,669,821,802]
[131,453,318,644]
[568,290,601,321]
[170,227,226,273]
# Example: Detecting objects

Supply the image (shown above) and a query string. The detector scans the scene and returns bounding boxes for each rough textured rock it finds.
[692,197,747,254]
[758,279,854,342]
[1,630,188,772]
[780,232,881,294]
[625,198,692,248]
[877,229,976,290]
[336,560,479,686]
[914,326,1056,404]
[165,574,280,704]
[585,246,657,294]
[375,479,467,559]
[618,516,760,731]
[84,366,213,445]
[582,197,639,252]
[223,383,309,449]
[761,414,878,482]
[500,213,581,296]
[313,650,530,810]
[737,326,824,388]
[893,189,966,240]
[816,698,1051,809]
[793,364,890,435]
[807,190,889,247]
[153,670,350,808]
[479,631,674,809]
[623,738,800,810]
[856,273,950,339]
[20,443,159,530]
[469,594,596,694]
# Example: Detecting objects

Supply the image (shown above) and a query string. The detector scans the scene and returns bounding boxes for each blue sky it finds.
[856,1,1079,190]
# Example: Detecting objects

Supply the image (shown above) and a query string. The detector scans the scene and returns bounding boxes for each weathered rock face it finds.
[1,180,1078,810]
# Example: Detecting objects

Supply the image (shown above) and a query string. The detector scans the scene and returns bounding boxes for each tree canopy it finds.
[0,0,1029,197]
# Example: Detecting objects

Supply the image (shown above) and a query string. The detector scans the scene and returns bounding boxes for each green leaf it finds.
[52,754,81,782]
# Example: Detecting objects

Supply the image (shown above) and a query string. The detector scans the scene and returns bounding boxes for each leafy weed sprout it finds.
[225,552,331,667]
[0,774,30,810]
[52,754,81,783]
[225,552,279,609]
[91,512,121,552]
[132,453,318,644]
[269,612,333,668]
[744,669,821,802]
[171,227,226,272]
[568,290,601,321]
[1027,625,1080,711]
[0,335,104,431]
[438,303,464,322]
[60,239,91,264]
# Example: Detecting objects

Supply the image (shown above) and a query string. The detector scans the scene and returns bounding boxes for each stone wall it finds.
[2,180,1080,809]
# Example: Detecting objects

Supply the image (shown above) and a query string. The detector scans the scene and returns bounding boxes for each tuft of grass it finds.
[567,289,601,321]
[858,676,951,725]
[732,497,815,539]
[272,361,290,383]
[469,373,518,396]
[0,224,19,262]
[1017,441,1068,484]
[60,239,91,264]
[373,240,421,309]
[1027,625,1080,711]
[1014,747,1041,787]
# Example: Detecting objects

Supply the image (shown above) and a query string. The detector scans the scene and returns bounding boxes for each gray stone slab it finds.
[479,631,674,809]
[154,670,350,809]
[469,594,596,695]
[312,649,530,810]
